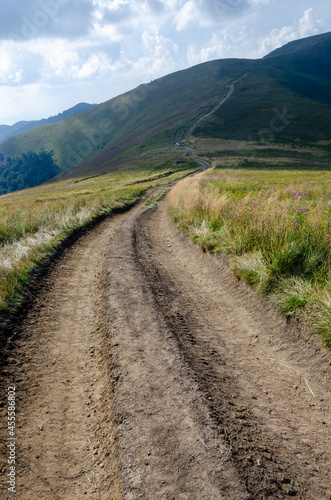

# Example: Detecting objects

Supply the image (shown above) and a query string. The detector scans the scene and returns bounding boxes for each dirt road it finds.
[0,211,128,499]
[1,187,330,499]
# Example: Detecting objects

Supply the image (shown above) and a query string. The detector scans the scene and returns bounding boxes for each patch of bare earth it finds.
[0,186,330,499]
[107,195,331,499]
[0,213,128,499]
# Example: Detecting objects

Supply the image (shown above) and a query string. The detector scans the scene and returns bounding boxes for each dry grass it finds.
[168,168,331,347]
[0,166,193,311]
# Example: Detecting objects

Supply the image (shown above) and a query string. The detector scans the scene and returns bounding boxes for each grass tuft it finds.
[307,286,331,348]
[231,252,271,293]
[271,277,315,318]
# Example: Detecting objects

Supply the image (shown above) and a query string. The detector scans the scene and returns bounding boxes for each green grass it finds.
[145,189,169,207]
[187,137,331,177]
[168,167,331,348]
[0,164,194,312]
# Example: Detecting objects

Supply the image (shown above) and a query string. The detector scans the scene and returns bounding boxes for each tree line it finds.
[0,150,60,195]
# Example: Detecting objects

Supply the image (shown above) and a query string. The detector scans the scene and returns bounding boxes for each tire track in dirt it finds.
[109,195,330,499]
[0,185,330,499]
[0,212,129,499]
[105,197,247,499]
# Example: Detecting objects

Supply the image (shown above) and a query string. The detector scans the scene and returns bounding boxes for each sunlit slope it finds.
[193,31,331,143]
[0,103,95,144]
[0,59,255,173]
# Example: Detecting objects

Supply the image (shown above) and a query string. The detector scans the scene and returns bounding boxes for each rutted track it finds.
[173,61,264,172]
[0,210,129,499]
[174,64,261,146]
[108,195,331,499]
[174,72,252,171]
[0,187,330,499]
[105,193,247,499]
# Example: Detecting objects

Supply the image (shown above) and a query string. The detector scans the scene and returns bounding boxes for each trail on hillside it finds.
[174,58,263,146]
[174,70,253,170]
[0,188,331,499]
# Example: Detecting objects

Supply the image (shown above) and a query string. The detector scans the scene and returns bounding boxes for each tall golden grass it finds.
[168,169,331,347]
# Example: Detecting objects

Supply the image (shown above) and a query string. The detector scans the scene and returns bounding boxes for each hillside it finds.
[0,59,255,175]
[0,31,330,178]
[266,31,331,58]
[193,32,331,144]
[0,103,95,144]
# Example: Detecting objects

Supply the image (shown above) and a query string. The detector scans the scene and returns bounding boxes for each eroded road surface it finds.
[1,186,330,499]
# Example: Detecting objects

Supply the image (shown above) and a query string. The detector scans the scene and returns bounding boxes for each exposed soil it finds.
[1,186,331,499]
[0,210,128,499]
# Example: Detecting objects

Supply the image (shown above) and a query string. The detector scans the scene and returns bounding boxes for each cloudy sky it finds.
[0,0,330,125]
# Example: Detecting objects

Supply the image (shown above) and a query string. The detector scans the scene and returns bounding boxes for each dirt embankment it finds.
[0,186,330,499]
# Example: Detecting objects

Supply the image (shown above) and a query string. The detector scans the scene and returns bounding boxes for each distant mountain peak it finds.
[0,103,96,144]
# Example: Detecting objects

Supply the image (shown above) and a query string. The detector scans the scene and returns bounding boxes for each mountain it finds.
[0,31,330,179]
[0,59,255,174]
[193,32,331,143]
[265,31,331,58]
[0,103,96,144]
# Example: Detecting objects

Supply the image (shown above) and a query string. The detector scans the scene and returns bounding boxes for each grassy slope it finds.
[193,33,331,146]
[0,103,95,144]
[0,59,255,174]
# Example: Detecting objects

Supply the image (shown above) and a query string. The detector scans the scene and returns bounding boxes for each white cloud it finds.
[127,28,181,82]
[187,25,251,65]
[174,0,269,31]
[70,53,112,79]
[0,40,43,85]
[253,8,323,57]
[0,0,330,125]
[298,8,322,37]
[142,29,179,58]
[0,42,18,83]
[186,7,324,65]
[174,1,196,31]
[13,70,23,84]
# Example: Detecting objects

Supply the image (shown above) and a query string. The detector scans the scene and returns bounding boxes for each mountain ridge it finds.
[266,31,331,58]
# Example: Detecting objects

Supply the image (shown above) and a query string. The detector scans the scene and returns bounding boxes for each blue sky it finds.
[0,0,330,124]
